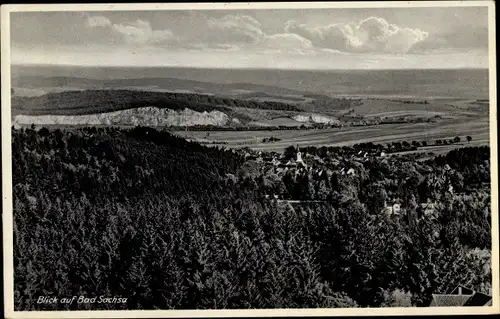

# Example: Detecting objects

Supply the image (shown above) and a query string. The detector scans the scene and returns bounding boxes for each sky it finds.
[10,6,490,69]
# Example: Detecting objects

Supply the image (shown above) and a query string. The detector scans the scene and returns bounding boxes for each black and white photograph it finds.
[1,1,498,318]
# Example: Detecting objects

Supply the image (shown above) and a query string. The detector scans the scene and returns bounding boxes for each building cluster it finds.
[380,199,440,219]
[240,146,456,220]
[244,145,386,176]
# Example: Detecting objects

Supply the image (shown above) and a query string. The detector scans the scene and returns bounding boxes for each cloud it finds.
[196,14,426,55]
[81,14,428,55]
[201,14,316,55]
[112,20,177,45]
[320,48,349,55]
[261,33,313,49]
[285,20,345,49]
[81,13,484,57]
[206,14,264,44]
[86,15,177,46]
[284,17,428,53]
[86,15,112,28]
[10,10,489,69]
[214,44,241,51]
[195,14,314,55]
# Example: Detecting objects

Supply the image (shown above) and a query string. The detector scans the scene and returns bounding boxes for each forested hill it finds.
[12,126,492,311]
[12,126,245,202]
[12,89,302,116]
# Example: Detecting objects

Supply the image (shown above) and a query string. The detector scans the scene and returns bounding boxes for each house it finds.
[382,199,403,216]
[429,294,472,307]
[314,155,324,164]
[451,286,475,295]
[463,291,493,306]
[347,168,356,176]
[393,202,402,214]
[272,157,285,168]
[382,206,393,215]
[429,286,492,307]
[428,174,444,190]
[421,201,438,218]
[245,152,258,161]
[330,159,340,166]
[285,159,296,167]
[448,185,454,194]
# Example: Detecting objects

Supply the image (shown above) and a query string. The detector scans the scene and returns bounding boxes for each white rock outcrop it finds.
[13,107,233,127]
[293,114,339,124]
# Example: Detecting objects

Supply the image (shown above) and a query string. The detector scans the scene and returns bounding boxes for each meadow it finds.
[12,84,489,155]
[349,98,487,118]
[175,116,489,153]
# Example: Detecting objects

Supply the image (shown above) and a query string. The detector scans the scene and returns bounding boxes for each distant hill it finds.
[12,89,303,117]
[11,65,489,100]
[12,76,103,89]
[11,75,308,98]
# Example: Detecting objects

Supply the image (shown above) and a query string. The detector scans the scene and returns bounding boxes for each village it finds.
[231,141,468,221]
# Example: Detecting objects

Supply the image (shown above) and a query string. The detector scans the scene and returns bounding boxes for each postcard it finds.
[1,1,498,318]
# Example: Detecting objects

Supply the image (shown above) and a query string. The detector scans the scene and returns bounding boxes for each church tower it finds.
[296,144,306,168]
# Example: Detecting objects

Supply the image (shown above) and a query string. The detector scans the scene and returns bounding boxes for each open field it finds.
[175,116,489,152]
[350,98,488,119]
[248,117,306,127]
[11,69,490,156]
[398,141,490,161]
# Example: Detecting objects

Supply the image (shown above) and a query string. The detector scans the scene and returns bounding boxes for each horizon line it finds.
[11,63,489,72]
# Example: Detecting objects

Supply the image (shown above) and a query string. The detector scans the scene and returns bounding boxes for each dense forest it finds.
[11,89,302,116]
[12,126,491,310]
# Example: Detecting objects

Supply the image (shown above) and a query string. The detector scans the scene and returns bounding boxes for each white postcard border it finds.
[2,1,498,318]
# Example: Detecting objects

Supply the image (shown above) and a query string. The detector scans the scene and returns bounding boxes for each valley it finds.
[11,73,490,156]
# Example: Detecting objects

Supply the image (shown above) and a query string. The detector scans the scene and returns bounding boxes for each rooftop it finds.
[430,294,473,307]
[463,292,493,307]
[430,286,492,307]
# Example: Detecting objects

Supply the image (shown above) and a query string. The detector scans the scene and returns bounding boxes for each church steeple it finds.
[296,144,303,163]
[296,144,306,168]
